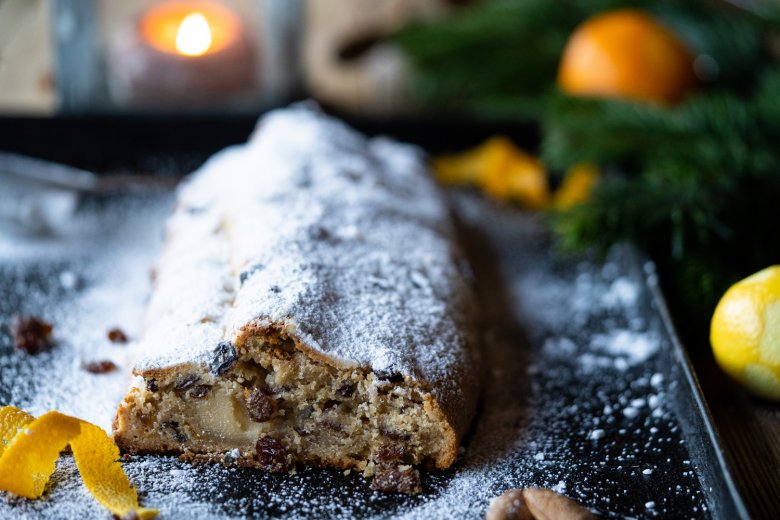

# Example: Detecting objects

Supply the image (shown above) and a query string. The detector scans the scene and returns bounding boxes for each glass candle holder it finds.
[53,0,302,113]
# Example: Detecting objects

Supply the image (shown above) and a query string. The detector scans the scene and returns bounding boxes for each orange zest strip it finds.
[553,163,600,210]
[0,406,34,458]
[0,410,80,499]
[433,136,551,209]
[0,406,158,518]
[71,420,158,519]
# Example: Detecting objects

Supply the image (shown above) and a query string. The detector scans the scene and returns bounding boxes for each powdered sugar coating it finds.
[133,105,479,421]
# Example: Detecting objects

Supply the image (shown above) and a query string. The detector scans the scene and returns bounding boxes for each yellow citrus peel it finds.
[433,138,598,210]
[433,136,550,209]
[553,163,600,209]
[0,406,158,519]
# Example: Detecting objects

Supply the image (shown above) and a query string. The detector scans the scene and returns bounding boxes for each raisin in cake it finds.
[112,104,480,491]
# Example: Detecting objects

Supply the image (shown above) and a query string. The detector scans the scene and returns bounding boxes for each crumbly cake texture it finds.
[112,104,481,489]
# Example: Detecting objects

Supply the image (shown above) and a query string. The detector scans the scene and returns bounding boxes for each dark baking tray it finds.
[0,114,749,518]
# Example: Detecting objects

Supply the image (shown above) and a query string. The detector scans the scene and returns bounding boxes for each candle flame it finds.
[175,12,212,56]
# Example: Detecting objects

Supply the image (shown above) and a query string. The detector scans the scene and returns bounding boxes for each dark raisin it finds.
[82,360,118,374]
[374,442,408,463]
[162,421,187,443]
[210,341,237,375]
[189,384,212,399]
[10,315,53,354]
[174,374,200,395]
[375,370,403,383]
[336,380,356,398]
[270,285,281,294]
[245,388,275,422]
[371,466,422,494]
[323,399,340,410]
[107,327,128,343]
[255,436,291,472]
[146,378,158,392]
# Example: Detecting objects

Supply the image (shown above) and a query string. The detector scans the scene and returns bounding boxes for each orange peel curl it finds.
[0,405,157,519]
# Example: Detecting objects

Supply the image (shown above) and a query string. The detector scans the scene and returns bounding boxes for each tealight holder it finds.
[53,0,303,113]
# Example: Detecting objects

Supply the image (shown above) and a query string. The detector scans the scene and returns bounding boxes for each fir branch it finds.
[548,70,780,313]
[392,0,633,118]
[395,0,780,323]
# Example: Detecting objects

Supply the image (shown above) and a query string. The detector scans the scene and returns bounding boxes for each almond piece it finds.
[522,488,596,520]
[485,489,533,520]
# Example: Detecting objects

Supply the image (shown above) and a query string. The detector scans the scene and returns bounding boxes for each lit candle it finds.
[109,1,258,107]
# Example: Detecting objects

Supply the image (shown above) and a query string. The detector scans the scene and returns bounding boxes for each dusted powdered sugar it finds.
[134,104,478,416]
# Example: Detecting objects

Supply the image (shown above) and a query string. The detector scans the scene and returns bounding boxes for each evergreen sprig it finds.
[394,0,780,329]
[393,0,631,118]
[547,72,780,317]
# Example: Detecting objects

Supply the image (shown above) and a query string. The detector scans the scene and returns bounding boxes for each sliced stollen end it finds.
[114,319,465,472]
[112,103,481,490]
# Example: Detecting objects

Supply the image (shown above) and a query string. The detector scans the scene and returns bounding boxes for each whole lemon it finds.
[710,266,780,401]
[557,9,696,105]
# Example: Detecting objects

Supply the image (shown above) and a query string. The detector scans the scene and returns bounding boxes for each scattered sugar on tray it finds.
[552,481,567,494]
[542,336,577,356]
[58,270,79,290]
[589,429,606,441]
[588,330,660,370]
[601,278,639,308]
